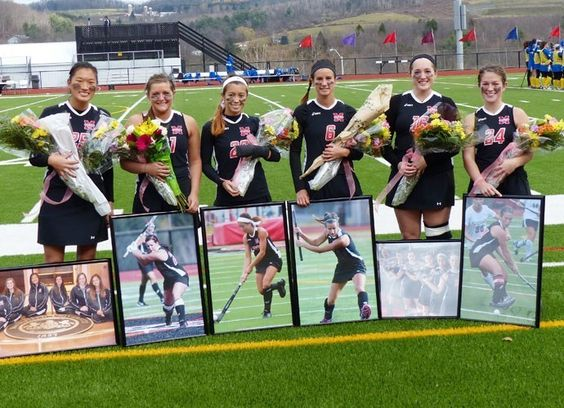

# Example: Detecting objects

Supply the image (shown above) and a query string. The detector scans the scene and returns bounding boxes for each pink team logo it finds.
[83,120,96,131]
[239,126,252,137]
[333,112,344,122]
[170,125,183,135]
[498,115,510,125]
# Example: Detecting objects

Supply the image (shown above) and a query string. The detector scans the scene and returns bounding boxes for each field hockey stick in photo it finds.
[123,215,158,258]
[513,267,537,291]
[214,281,243,323]
[292,207,303,261]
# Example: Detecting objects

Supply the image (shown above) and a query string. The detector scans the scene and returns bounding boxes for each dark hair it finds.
[300,59,337,105]
[53,274,68,297]
[238,212,261,223]
[69,62,98,83]
[499,206,514,217]
[315,211,340,225]
[211,75,248,136]
[409,54,436,72]
[88,274,108,299]
[477,64,507,86]
[76,272,88,286]
[144,73,176,120]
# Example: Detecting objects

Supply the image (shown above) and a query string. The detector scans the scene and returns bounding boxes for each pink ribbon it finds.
[138,176,151,212]
[343,160,356,198]
[469,142,520,196]
[374,149,420,211]
[40,171,73,207]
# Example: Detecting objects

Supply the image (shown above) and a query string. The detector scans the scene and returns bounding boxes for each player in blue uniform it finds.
[382,54,458,240]
[29,62,113,263]
[22,273,48,317]
[296,212,371,323]
[86,274,113,323]
[69,272,91,317]
[121,73,201,213]
[49,274,73,314]
[290,60,363,206]
[201,76,280,206]
[463,65,532,197]
[469,206,518,309]
[238,213,286,318]
[130,234,190,327]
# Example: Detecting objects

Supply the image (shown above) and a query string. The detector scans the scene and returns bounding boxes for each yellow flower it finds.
[430,113,441,120]
[11,115,21,124]
[32,128,48,139]
[110,120,119,130]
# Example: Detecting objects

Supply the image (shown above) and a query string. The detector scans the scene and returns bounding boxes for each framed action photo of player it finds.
[375,240,461,318]
[111,212,206,346]
[201,203,293,335]
[459,195,544,327]
[0,259,118,359]
[288,196,379,326]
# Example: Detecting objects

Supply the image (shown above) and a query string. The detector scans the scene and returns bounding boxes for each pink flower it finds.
[135,134,153,152]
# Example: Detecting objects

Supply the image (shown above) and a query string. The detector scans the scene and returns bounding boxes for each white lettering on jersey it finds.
[311,112,321,116]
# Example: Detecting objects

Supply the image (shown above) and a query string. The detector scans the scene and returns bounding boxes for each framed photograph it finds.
[0,259,118,359]
[460,195,544,327]
[376,240,461,318]
[201,203,293,334]
[111,212,206,346]
[288,196,378,326]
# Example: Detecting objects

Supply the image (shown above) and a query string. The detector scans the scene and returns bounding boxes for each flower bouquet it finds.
[231,108,298,197]
[344,114,391,156]
[0,110,112,216]
[80,115,125,174]
[302,84,393,193]
[122,118,188,211]
[470,114,564,195]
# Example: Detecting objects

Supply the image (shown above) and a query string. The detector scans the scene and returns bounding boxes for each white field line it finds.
[0,95,61,113]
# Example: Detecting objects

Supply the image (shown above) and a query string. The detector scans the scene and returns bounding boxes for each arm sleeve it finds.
[422,97,460,166]
[344,104,363,161]
[102,167,114,202]
[381,95,401,168]
[200,122,223,185]
[289,106,308,192]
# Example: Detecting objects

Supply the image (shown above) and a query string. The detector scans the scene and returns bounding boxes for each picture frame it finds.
[201,202,293,334]
[459,195,544,327]
[375,240,461,318]
[110,211,207,346]
[0,259,118,359]
[288,196,379,326]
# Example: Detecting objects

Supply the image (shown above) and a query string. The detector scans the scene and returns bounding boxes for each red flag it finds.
[459,28,476,42]
[298,34,313,48]
[383,32,397,44]
[421,31,434,44]
[549,26,560,38]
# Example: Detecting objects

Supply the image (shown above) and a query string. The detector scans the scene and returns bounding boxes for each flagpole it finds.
[432,29,436,56]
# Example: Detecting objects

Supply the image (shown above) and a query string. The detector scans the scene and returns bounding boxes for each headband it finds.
[409,54,436,71]
[237,216,259,226]
[310,59,336,77]
[222,76,248,90]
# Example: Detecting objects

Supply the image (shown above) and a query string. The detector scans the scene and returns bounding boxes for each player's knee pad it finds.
[424,222,452,240]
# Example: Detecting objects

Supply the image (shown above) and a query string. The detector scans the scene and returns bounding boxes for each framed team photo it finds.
[288,196,379,326]
[110,212,206,346]
[201,203,293,334]
[0,259,118,359]
[460,195,544,327]
[376,240,461,318]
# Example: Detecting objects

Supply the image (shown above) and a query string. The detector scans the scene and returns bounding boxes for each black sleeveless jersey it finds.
[473,104,519,171]
[155,249,188,282]
[246,228,282,262]
[470,220,502,256]
[328,229,366,271]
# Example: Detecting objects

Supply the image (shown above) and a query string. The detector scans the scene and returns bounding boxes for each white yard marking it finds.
[0,96,61,113]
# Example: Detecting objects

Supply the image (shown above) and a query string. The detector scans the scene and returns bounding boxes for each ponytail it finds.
[299,79,313,105]
[211,102,225,137]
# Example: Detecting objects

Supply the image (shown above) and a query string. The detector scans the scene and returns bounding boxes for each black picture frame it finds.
[201,202,294,335]
[0,259,119,359]
[459,195,544,327]
[287,196,379,326]
[110,211,207,346]
[375,240,461,319]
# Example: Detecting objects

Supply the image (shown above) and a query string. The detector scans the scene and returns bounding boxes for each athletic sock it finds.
[175,304,186,324]
[424,222,452,240]
[524,239,534,258]
[324,298,335,320]
[139,283,147,302]
[357,291,369,309]
[152,283,163,300]
[263,288,273,313]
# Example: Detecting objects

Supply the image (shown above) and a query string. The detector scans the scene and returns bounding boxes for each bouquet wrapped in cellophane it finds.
[303,84,393,193]
[470,114,564,195]
[231,108,298,196]
[344,114,391,155]
[80,115,125,174]
[120,118,188,210]
[0,110,111,216]
[391,102,464,206]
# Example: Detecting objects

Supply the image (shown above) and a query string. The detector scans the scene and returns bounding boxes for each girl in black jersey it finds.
[121,74,202,213]
[290,60,363,206]
[237,213,286,318]
[70,272,91,317]
[0,295,10,331]
[295,212,371,323]
[49,274,72,314]
[201,76,280,206]
[463,65,532,196]
[469,206,519,309]
[29,62,113,263]
[383,54,458,240]
[22,273,48,317]
[130,235,189,327]
[86,274,113,323]
[3,278,24,323]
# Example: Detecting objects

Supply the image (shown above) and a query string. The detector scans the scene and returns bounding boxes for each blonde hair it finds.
[144,73,176,120]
